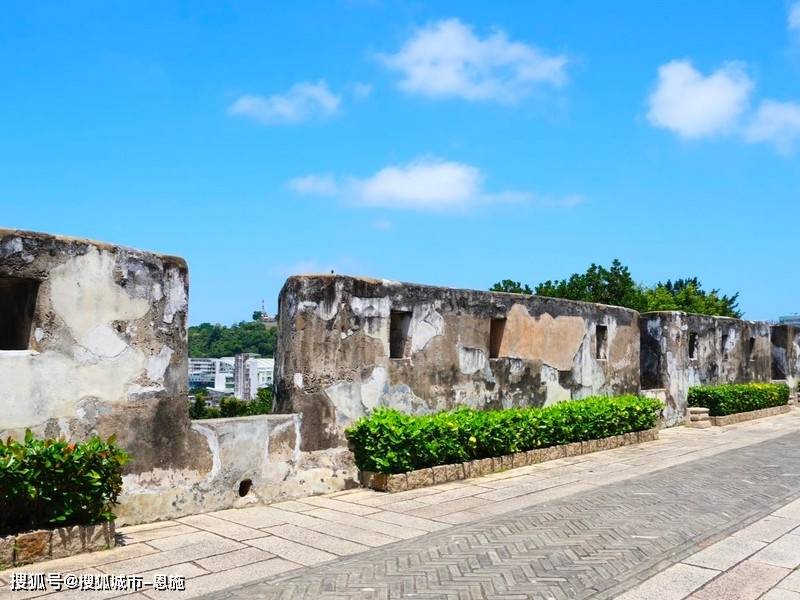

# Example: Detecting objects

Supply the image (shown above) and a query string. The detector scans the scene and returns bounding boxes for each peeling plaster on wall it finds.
[641,312,772,426]
[324,367,388,429]
[771,325,800,392]
[498,305,586,370]
[190,423,223,483]
[118,415,356,525]
[276,275,641,444]
[0,229,197,520]
[162,267,188,325]
[458,346,487,375]
[411,303,445,353]
[146,346,174,383]
[50,248,151,358]
[541,365,572,406]
[350,296,391,318]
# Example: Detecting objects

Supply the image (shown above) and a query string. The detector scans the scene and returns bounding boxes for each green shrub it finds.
[688,383,790,416]
[190,388,272,420]
[346,395,662,474]
[0,431,130,536]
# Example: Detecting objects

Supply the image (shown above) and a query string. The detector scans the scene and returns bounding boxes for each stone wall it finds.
[640,311,772,425]
[274,275,642,450]
[1,229,788,525]
[0,230,353,525]
[117,415,356,525]
[771,325,800,393]
[0,229,202,477]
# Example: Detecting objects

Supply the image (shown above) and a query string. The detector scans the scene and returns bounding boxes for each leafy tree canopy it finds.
[489,279,533,295]
[188,320,277,358]
[491,260,742,318]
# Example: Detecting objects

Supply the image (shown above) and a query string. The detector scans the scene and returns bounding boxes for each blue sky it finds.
[2,1,799,324]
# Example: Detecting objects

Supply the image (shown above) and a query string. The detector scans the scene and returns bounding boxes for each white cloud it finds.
[229,80,340,125]
[790,2,800,30]
[288,157,581,212]
[287,174,338,196]
[379,18,568,102]
[745,100,800,154]
[351,159,482,209]
[646,60,753,139]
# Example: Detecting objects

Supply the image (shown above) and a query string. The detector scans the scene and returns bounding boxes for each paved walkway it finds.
[2,411,800,599]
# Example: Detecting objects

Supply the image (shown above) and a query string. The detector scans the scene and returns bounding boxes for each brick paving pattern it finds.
[2,412,800,600]
[204,430,800,600]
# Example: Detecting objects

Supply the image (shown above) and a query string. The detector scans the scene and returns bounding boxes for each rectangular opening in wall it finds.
[389,311,412,359]
[489,318,506,359]
[720,333,729,359]
[0,277,39,350]
[688,332,698,360]
[747,337,756,362]
[595,325,608,360]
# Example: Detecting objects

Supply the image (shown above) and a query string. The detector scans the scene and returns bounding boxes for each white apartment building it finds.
[189,357,235,394]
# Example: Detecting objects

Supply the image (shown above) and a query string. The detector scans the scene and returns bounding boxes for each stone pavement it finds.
[2,411,800,600]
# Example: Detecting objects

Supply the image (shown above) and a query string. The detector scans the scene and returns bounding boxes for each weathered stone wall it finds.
[117,415,356,525]
[771,325,800,393]
[640,311,772,425]
[0,231,356,525]
[275,275,641,450]
[0,229,204,477]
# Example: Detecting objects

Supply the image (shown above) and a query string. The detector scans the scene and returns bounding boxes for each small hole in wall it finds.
[0,277,40,350]
[489,318,506,359]
[389,311,412,359]
[238,479,253,497]
[595,325,608,360]
[688,332,698,360]
[747,337,756,362]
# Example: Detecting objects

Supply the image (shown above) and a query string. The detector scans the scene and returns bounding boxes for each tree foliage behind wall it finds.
[491,259,742,318]
[188,320,277,358]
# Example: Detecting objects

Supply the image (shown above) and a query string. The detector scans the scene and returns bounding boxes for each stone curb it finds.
[0,522,115,569]
[360,429,660,493]
[709,404,792,426]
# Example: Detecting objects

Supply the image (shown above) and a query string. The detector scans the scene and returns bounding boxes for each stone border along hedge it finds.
[0,522,115,569]
[359,428,660,492]
[709,404,792,427]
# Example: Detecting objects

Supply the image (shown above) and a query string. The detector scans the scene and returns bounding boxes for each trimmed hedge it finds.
[0,431,130,536]
[346,395,662,474]
[688,382,790,417]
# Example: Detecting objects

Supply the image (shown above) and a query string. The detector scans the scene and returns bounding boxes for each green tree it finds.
[189,391,208,419]
[491,260,742,317]
[490,280,533,295]
[189,320,278,358]
[644,278,741,317]
[534,259,648,311]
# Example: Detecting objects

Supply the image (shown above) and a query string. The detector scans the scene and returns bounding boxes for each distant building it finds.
[233,353,274,400]
[214,357,235,394]
[188,357,234,394]
[190,354,273,400]
[188,358,217,389]
[256,301,278,329]
[248,358,275,399]
[779,315,800,326]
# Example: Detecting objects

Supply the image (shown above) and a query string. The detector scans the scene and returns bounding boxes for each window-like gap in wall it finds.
[595,325,608,360]
[688,332,698,360]
[489,318,506,359]
[720,333,729,359]
[0,277,40,350]
[389,311,412,359]
[747,337,756,362]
